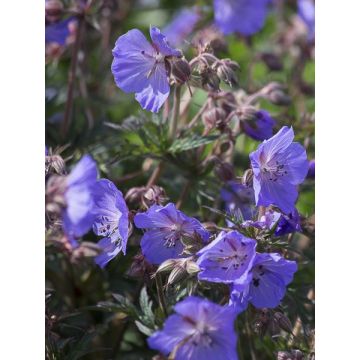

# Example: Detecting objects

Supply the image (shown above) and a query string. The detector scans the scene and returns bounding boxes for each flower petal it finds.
[149,26,182,57]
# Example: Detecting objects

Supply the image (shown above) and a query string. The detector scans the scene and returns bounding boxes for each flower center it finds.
[252,264,266,287]
[260,159,288,182]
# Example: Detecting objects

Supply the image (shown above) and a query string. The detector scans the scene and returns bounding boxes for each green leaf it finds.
[134,320,154,337]
[139,287,155,327]
[168,135,218,153]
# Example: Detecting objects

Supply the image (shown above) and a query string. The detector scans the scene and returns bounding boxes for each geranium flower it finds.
[220,181,256,222]
[111,26,182,113]
[196,231,257,283]
[242,110,275,141]
[230,253,297,310]
[62,155,98,245]
[250,126,308,213]
[148,296,238,360]
[242,208,302,237]
[134,203,210,264]
[214,0,271,36]
[163,7,201,47]
[298,0,315,42]
[92,179,129,268]
[45,17,77,46]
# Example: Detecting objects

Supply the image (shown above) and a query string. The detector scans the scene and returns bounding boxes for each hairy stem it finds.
[146,161,165,188]
[176,180,192,209]
[155,273,167,317]
[61,16,85,138]
[169,85,181,140]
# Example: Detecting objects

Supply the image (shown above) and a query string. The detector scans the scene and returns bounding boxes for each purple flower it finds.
[242,208,302,236]
[220,181,256,222]
[111,26,182,113]
[197,231,257,283]
[230,253,297,309]
[214,0,271,36]
[307,159,315,179]
[163,7,201,47]
[298,0,315,42]
[148,296,238,360]
[249,126,309,214]
[45,17,77,45]
[134,203,210,264]
[275,208,302,236]
[92,179,129,268]
[242,110,275,141]
[62,155,98,245]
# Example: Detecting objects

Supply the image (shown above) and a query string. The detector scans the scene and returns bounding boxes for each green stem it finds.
[155,273,168,317]
[169,85,181,140]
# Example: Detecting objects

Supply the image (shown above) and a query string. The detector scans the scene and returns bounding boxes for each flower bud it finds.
[143,186,167,207]
[201,67,220,91]
[125,186,146,205]
[274,312,293,334]
[45,0,64,23]
[170,58,191,85]
[236,105,258,122]
[262,82,291,106]
[157,259,178,274]
[214,162,235,182]
[127,254,156,280]
[202,107,227,130]
[215,59,239,87]
[261,52,283,71]
[45,154,66,175]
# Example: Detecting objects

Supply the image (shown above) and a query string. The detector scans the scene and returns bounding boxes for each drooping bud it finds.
[214,162,235,182]
[261,52,283,71]
[125,186,146,205]
[215,59,239,87]
[45,154,66,176]
[262,82,291,106]
[202,107,227,130]
[45,0,64,23]
[273,312,293,334]
[236,105,258,122]
[170,58,191,85]
[46,175,67,215]
[127,254,156,281]
[143,186,168,207]
[201,67,220,91]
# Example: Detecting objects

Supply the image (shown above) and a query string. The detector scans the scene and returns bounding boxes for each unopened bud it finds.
[261,52,283,71]
[262,82,291,106]
[214,162,235,182]
[202,107,227,130]
[125,186,146,205]
[215,59,239,87]
[143,186,167,206]
[170,58,191,84]
[157,259,178,274]
[201,67,220,91]
[236,105,258,122]
[45,0,64,23]
[274,312,293,334]
[46,154,66,175]
[127,254,155,279]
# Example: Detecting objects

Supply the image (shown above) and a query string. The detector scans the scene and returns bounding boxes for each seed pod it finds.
[170,58,191,84]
